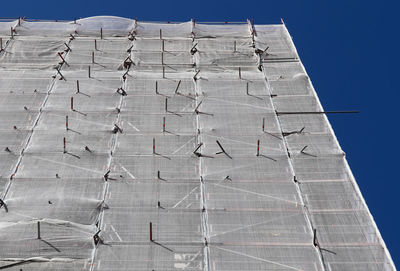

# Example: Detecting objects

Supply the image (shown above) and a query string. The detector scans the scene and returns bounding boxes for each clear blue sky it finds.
[2,0,399,266]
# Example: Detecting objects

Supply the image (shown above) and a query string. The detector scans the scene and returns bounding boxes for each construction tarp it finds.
[0,16,396,271]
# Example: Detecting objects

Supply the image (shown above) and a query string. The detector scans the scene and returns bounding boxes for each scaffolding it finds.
[0,16,396,271]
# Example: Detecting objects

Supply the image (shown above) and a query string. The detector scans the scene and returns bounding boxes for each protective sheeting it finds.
[17,21,76,37]
[76,16,135,37]
[136,22,192,38]
[0,16,395,271]
[0,19,17,36]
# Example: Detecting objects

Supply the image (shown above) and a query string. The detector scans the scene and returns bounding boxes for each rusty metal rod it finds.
[276,111,359,116]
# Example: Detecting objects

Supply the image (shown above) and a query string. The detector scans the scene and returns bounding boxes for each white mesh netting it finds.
[0,16,395,271]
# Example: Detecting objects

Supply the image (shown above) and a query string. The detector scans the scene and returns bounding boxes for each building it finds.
[0,16,396,270]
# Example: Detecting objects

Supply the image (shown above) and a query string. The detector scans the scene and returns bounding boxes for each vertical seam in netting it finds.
[1,29,73,201]
[255,26,327,270]
[89,32,132,271]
